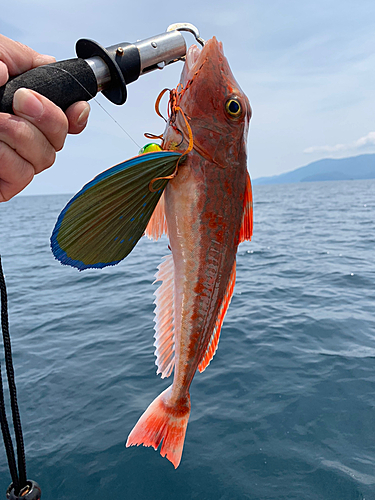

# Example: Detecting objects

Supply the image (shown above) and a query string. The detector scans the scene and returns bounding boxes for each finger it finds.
[0,113,56,174]
[13,88,69,151]
[0,142,34,202]
[65,101,90,135]
[0,34,55,77]
[0,60,9,86]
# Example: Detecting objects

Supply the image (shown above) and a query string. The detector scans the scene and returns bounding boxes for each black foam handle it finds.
[0,58,98,114]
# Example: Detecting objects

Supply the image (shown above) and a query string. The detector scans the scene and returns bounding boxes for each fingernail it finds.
[13,88,44,119]
[77,106,90,126]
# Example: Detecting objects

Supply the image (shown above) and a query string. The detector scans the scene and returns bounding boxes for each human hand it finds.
[0,34,91,201]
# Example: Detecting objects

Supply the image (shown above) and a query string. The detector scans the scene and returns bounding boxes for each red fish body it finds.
[126,37,253,468]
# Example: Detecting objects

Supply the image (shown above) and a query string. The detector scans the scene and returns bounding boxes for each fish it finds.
[125,37,253,468]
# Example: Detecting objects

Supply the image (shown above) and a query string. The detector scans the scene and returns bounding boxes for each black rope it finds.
[0,357,19,490]
[0,256,27,495]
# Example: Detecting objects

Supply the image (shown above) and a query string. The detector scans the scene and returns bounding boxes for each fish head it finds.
[172,36,252,168]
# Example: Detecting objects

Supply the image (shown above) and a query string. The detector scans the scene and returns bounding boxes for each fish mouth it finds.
[185,44,201,74]
[182,37,224,86]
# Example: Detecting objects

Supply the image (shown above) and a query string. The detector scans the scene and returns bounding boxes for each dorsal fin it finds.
[145,193,168,240]
[153,254,175,378]
[239,171,253,244]
[198,261,236,373]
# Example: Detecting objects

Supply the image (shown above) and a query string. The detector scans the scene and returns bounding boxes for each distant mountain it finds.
[253,153,375,185]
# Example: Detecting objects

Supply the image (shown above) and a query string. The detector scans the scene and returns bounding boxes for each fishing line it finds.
[52,66,141,149]
[92,99,142,149]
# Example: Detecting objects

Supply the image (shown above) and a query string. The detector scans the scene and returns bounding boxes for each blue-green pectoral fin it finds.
[50,151,181,271]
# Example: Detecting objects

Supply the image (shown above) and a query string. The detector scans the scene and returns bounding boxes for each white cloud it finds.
[355,131,375,148]
[304,131,375,154]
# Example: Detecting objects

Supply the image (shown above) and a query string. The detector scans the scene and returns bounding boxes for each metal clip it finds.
[166,23,205,47]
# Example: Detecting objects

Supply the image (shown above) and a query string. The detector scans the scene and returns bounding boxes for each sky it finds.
[1,0,374,195]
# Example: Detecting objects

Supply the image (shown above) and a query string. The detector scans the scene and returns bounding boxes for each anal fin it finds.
[198,261,236,373]
[153,254,175,378]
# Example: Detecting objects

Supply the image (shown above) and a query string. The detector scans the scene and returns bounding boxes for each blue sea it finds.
[0,179,374,500]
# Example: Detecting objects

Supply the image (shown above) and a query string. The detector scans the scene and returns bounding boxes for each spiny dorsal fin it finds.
[145,193,168,240]
[153,254,175,378]
[239,171,253,244]
[198,261,236,373]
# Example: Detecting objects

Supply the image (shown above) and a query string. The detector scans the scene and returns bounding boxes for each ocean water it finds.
[0,179,374,500]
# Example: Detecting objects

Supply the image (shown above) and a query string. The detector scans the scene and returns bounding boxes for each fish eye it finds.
[225,98,242,119]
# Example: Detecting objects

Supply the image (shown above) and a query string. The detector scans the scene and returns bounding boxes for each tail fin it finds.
[126,386,190,468]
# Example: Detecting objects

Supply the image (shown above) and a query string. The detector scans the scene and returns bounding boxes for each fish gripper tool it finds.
[0,23,204,114]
